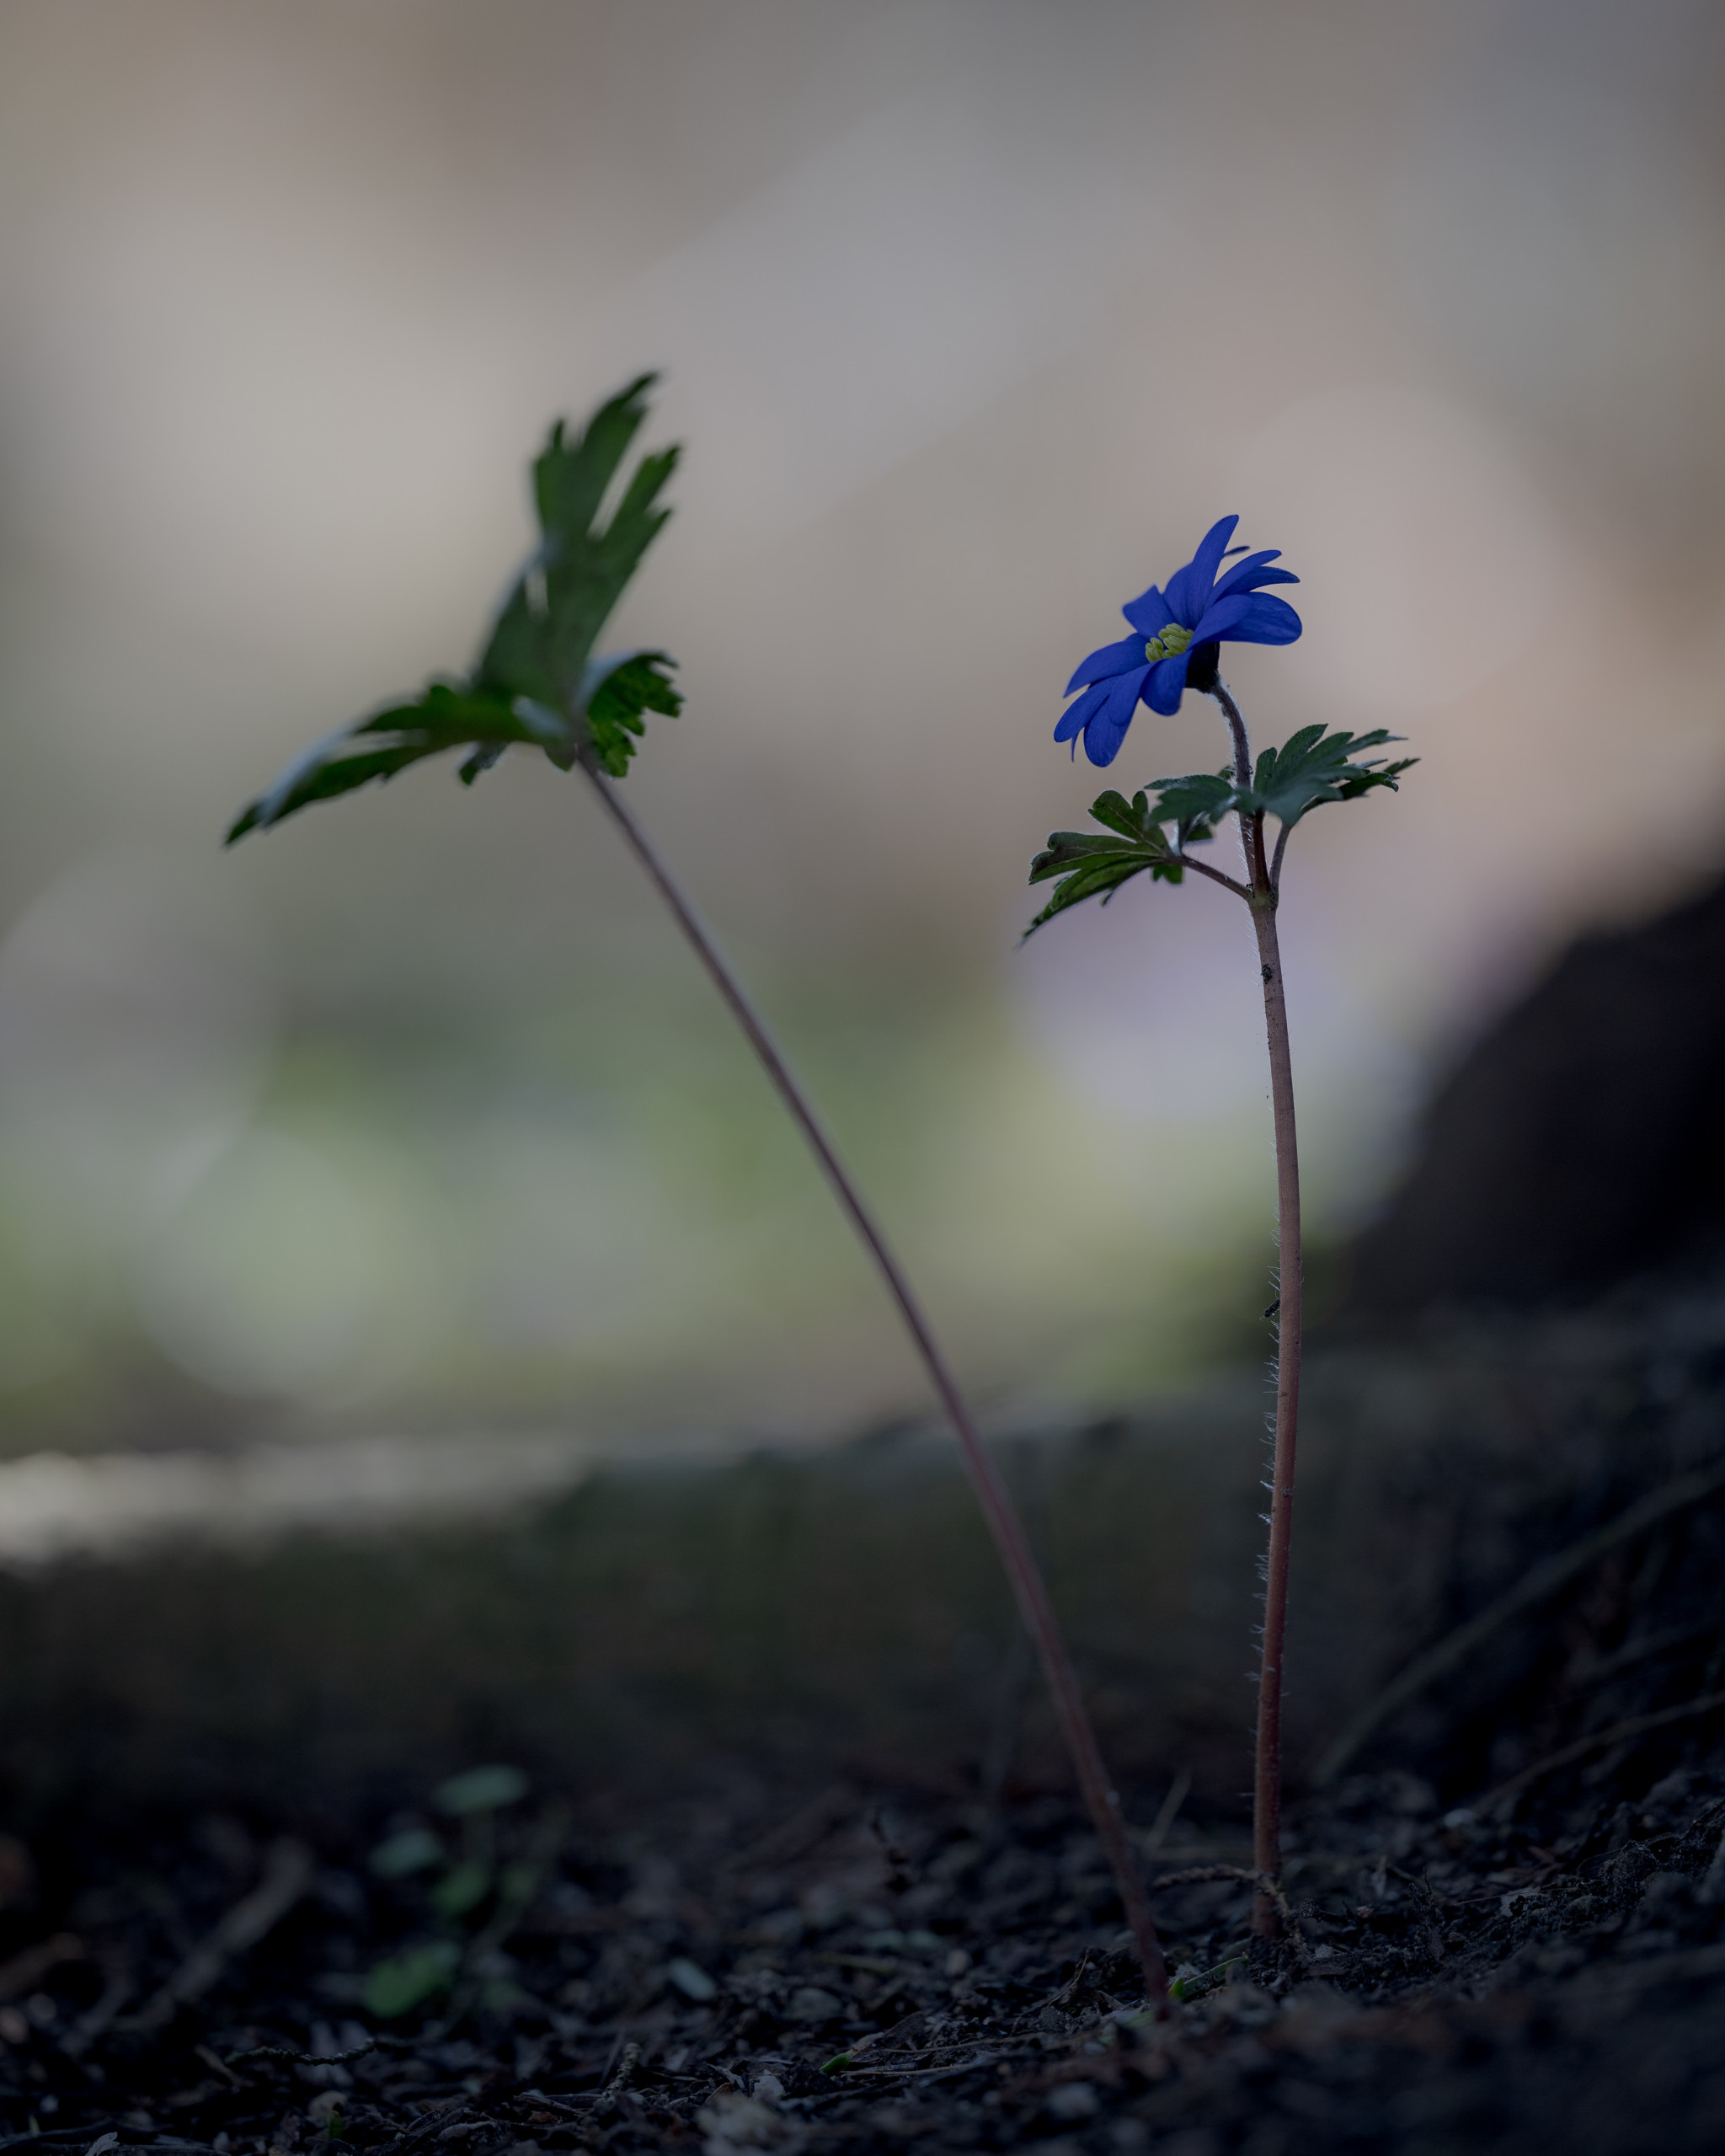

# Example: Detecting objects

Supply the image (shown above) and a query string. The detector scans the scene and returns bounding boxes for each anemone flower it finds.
[1055,516,1302,766]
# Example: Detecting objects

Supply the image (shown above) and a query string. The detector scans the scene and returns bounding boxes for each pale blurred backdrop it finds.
[0,0,1720,1460]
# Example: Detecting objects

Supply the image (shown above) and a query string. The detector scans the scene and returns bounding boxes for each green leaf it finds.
[1236,726,1415,829]
[1022,784,1199,938]
[476,376,679,724]
[666,1956,718,2003]
[362,1939,461,2019]
[228,379,681,844]
[430,1859,493,1920]
[1167,1952,1247,2003]
[1144,769,1234,845]
[1084,788,1157,843]
[580,650,683,779]
[226,735,441,843]
[225,687,554,842]
[434,1763,529,1815]
[368,1827,445,1880]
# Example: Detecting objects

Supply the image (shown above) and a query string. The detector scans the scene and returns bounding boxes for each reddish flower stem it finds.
[580,757,1168,2006]
[1210,679,1301,1939]
[1246,887,1300,1937]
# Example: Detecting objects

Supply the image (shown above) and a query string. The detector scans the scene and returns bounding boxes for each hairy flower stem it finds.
[1246,893,1300,1937]
[1210,680,1302,1941]
[580,757,1168,2005]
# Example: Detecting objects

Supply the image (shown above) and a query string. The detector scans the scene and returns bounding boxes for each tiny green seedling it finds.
[362,1763,532,2019]
[230,380,1169,2004]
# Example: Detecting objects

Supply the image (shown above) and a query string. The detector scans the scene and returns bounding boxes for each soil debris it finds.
[2,1747,1723,2154]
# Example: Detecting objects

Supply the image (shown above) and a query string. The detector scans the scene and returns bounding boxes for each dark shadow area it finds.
[1348,872,1725,1314]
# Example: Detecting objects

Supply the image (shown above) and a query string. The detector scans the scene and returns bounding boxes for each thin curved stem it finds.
[579,758,1167,2006]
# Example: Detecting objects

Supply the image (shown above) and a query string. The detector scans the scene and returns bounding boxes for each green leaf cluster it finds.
[1025,727,1412,935]
[228,376,681,843]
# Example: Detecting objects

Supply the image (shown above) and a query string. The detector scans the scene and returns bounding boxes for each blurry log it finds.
[0,1274,1720,1821]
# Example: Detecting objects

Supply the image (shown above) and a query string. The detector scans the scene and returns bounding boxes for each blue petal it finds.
[1225,593,1303,646]
[1163,515,1241,624]
[1211,551,1300,602]
[1055,678,1112,743]
[1189,514,1242,589]
[1082,667,1152,763]
[1188,593,1253,645]
[1121,583,1171,635]
[1144,651,1191,715]
[1065,633,1151,695]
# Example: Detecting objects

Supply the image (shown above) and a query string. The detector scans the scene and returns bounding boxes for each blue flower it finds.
[1055,516,1302,767]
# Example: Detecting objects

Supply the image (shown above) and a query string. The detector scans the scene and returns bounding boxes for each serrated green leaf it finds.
[533,374,656,540]
[229,378,681,845]
[1145,769,1233,843]
[225,738,435,843]
[225,687,558,841]
[477,377,679,723]
[1027,831,1167,886]
[580,650,683,778]
[1023,853,1184,935]
[1236,726,1414,829]
[1085,788,1156,843]
[1023,800,1186,938]
[1022,768,1242,937]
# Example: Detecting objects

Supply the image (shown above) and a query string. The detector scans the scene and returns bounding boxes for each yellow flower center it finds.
[1145,623,1193,664]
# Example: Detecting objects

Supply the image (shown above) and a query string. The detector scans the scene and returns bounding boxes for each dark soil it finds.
[3,1743,1724,2156]
[12,1260,1725,2153]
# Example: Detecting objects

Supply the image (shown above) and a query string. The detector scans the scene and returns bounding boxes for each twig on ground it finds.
[128,1838,314,2030]
[0,1933,83,1999]
[841,2051,1008,2085]
[1312,1454,1725,1787]
[226,2040,377,2068]
[1479,1688,1725,1813]
[1150,1865,1258,1891]
[0,2130,114,2148]
[729,1784,856,1873]
[1140,1773,1192,1860]
[604,2041,643,2095]
[58,1955,131,2057]
[839,2007,936,2061]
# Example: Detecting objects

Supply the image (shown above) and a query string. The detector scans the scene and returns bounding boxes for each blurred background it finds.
[0,0,1721,1465]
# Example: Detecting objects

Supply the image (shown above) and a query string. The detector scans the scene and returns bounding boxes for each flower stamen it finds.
[1145,623,1193,664]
